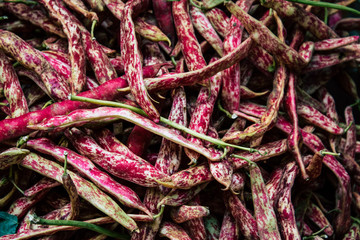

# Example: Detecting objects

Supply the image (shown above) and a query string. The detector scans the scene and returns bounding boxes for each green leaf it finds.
[0,212,18,236]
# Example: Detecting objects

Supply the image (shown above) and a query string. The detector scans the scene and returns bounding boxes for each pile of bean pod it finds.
[0,0,360,239]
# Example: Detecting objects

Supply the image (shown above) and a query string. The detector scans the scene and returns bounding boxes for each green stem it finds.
[324,7,328,25]
[70,95,260,154]
[285,0,360,15]
[0,16,8,20]
[16,135,29,148]
[189,0,204,10]
[0,102,8,106]
[217,100,236,119]
[91,20,97,40]
[343,121,353,134]
[3,0,37,5]
[230,154,255,165]
[9,167,24,195]
[30,214,130,239]
[42,100,53,109]
[351,216,360,225]
[12,61,20,68]
[63,151,68,176]
[170,56,177,67]
[319,150,341,157]
[153,205,165,219]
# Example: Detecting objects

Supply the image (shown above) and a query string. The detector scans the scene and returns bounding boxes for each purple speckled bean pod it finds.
[249,162,281,239]
[225,1,306,70]
[296,87,327,114]
[0,30,70,101]
[142,40,168,76]
[342,223,360,240]
[19,152,138,232]
[185,57,222,164]
[190,6,223,57]
[205,8,230,38]
[42,37,68,54]
[344,106,356,159]
[305,202,334,237]
[297,103,344,135]
[298,41,315,64]
[26,137,152,216]
[167,164,213,189]
[157,183,209,208]
[334,17,360,31]
[3,2,65,37]
[229,171,245,195]
[144,37,252,92]
[230,139,288,170]
[305,152,323,180]
[121,0,159,122]
[247,45,276,74]
[171,205,210,223]
[209,159,233,190]
[181,196,207,240]
[225,191,259,239]
[285,72,308,179]
[64,127,172,187]
[304,48,360,72]
[23,177,60,197]
[7,189,49,219]
[152,0,175,44]
[135,17,171,45]
[219,210,239,240]
[0,147,30,170]
[314,36,359,51]
[260,0,338,40]
[265,167,283,208]
[159,222,192,240]
[156,86,187,178]
[275,161,301,240]
[63,0,98,21]
[28,106,222,161]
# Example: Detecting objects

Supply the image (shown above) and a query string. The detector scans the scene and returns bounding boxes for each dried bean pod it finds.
[225,191,259,239]
[249,163,281,239]
[24,177,60,197]
[20,152,138,232]
[260,0,337,40]
[171,205,210,223]
[190,6,223,57]
[225,1,306,70]
[121,1,159,122]
[305,152,323,180]
[26,137,151,216]
[275,161,301,240]
[0,147,29,170]
[159,222,192,240]
[0,30,70,101]
[3,2,65,37]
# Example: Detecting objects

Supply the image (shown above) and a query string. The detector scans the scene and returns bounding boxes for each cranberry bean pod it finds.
[65,127,172,187]
[42,37,68,54]
[285,72,307,179]
[167,164,213,189]
[152,0,175,44]
[229,171,246,195]
[205,8,230,38]
[3,2,65,37]
[62,168,80,220]
[296,86,327,114]
[19,152,138,232]
[249,163,281,239]
[344,106,356,159]
[26,137,152,215]
[171,205,210,223]
[0,30,70,101]
[23,177,60,197]
[225,191,259,239]
[305,203,334,236]
[275,161,301,240]
[0,50,28,118]
[247,45,275,74]
[297,103,344,135]
[134,18,171,45]
[261,0,337,40]
[29,107,221,161]
[120,1,159,122]
[265,167,283,207]
[0,147,30,170]
[230,139,288,170]
[182,217,207,240]
[190,6,223,57]
[157,183,209,208]
[63,0,98,21]
[298,41,315,64]
[305,152,323,180]
[185,57,222,163]
[219,210,239,240]
[225,1,306,70]
[209,159,233,190]
[159,222,192,240]
[7,189,49,219]
[342,223,360,240]
[314,36,359,51]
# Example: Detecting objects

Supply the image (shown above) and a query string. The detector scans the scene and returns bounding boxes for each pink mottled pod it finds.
[219,210,239,240]
[152,0,176,44]
[159,222,192,240]
[0,147,29,170]
[205,8,230,38]
[23,177,60,197]
[305,202,334,237]
[168,164,213,189]
[171,205,210,223]
[314,36,359,51]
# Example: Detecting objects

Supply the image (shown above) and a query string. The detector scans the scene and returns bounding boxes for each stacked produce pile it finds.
[0,0,359,239]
